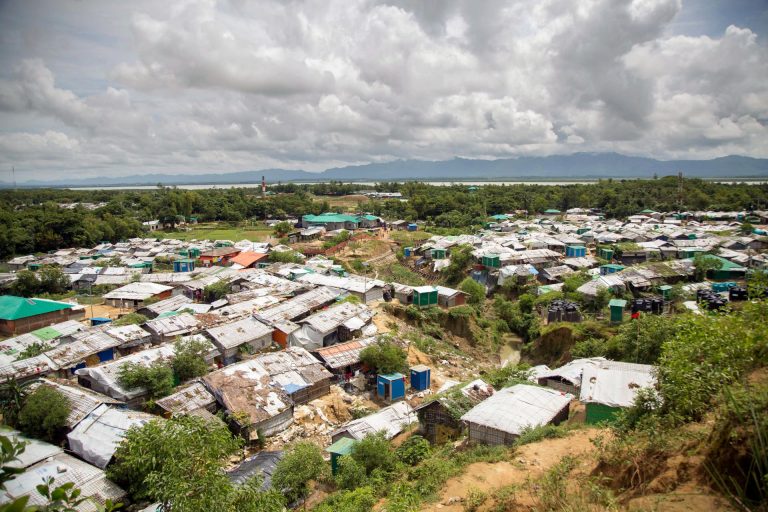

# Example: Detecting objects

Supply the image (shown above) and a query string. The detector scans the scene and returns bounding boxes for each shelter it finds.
[331,401,417,442]
[204,359,294,439]
[461,384,573,445]
[290,302,374,350]
[326,437,356,475]
[536,357,606,395]
[155,381,217,417]
[102,283,173,308]
[414,379,493,443]
[580,361,656,424]
[0,296,84,336]
[67,404,157,468]
[28,379,123,429]
[227,451,284,490]
[0,431,125,511]
[313,336,379,380]
[206,316,273,363]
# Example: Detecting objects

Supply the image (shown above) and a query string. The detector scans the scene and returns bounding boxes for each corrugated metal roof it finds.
[67,404,156,469]
[256,287,339,324]
[314,336,378,369]
[206,316,272,350]
[300,302,373,335]
[31,379,123,428]
[103,282,172,301]
[155,381,216,414]
[45,330,123,368]
[332,401,416,441]
[579,361,656,408]
[461,384,573,436]
[141,294,193,315]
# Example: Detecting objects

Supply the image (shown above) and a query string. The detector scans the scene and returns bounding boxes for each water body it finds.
[68,179,767,191]
[499,337,523,368]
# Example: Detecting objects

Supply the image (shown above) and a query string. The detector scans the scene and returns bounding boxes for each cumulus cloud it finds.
[0,0,766,179]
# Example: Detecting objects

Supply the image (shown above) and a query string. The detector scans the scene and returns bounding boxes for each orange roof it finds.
[230,251,269,267]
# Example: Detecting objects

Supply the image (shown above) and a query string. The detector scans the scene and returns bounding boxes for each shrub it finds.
[16,341,49,361]
[203,279,232,302]
[172,337,210,381]
[515,423,569,446]
[335,455,367,490]
[351,432,399,476]
[459,277,485,306]
[113,312,148,326]
[18,386,70,441]
[396,435,431,465]
[117,361,174,399]
[359,340,408,375]
[314,486,377,512]
[272,441,327,503]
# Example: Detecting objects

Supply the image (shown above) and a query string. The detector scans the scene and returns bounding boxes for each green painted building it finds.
[326,437,357,475]
[0,296,80,336]
[413,286,439,308]
[608,299,627,323]
[585,402,622,424]
[482,253,501,268]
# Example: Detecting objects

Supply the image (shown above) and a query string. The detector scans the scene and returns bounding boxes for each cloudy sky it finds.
[0,0,767,181]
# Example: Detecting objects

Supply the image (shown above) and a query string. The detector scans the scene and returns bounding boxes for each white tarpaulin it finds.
[579,361,656,408]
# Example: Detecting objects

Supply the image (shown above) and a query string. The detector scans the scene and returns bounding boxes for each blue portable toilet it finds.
[173,258,196,273]
[410,365,431,391]
[404,247,412,257]
[407,223,418,232]
[377,373,406,402]
[90,317,112,327]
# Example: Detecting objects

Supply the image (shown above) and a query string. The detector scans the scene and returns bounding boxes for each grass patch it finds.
[156,222,274,242]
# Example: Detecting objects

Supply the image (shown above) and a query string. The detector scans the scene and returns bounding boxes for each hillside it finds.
[6,153,768,188]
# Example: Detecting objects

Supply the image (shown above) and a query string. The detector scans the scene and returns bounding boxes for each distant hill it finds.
[5,153,768,188]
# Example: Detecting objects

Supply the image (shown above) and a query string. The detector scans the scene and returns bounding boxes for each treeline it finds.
[1,178,766,258]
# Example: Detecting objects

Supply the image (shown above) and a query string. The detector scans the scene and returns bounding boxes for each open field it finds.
[156,222,275,242]
[312,194,369,211]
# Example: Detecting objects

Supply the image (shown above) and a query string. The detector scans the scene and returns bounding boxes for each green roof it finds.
[0,296,74,321]
[640,209,656,214]
[544,209,561,214]
[362,214,379,221]
[601,264,626,270]
[31,326,61,341]
[303,213,360,224]
[326,436,356,455]
[609,299,627,308]
[490,214,509,220]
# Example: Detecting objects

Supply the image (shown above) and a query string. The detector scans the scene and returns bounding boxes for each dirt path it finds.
[421,428,604,512]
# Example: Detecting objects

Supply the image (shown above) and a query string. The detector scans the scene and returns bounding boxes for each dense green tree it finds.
[359,340,408,374]
[117,361,174,399]
[272,441,327,503]
[18,387,70,442]
[459,277,485,306]
[350,432,399,475]
[172,337,210,381]
[107,416,242,505]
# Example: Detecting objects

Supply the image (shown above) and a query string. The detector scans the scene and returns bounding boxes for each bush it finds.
[459,277,485,306]
[203,279,232,302]
[272,442,327,503]
[113,312,148,326]
[515,423,569,446]
[396,435,431,465]
[16,341,48,361]
[359,340,408,375]
[117,361,174,399]
[314,486,377,512]
[351,432,399,475]
[655,301,768,422]
[18,386,70,441]
[335,455,367,490]
[268,250,304,263]
[172,337,210,381]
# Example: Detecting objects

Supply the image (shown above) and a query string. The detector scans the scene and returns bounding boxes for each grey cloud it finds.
[0,0,766,180]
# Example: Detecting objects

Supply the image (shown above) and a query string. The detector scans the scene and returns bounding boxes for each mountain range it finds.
[4,153,768,188]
